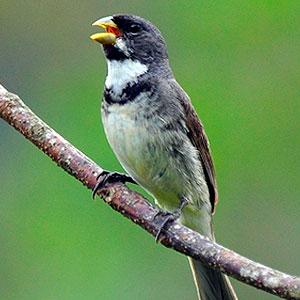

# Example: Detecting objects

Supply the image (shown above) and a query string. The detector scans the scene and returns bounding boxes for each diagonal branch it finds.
[1,83,300,300]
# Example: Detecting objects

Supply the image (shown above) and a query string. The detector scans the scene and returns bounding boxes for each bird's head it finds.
[90,14,169,69]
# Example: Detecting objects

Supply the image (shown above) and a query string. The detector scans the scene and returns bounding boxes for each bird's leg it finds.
[92,170,137,199]
[154,196,189,242]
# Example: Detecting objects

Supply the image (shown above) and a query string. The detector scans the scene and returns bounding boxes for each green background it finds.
[1,1,299,299]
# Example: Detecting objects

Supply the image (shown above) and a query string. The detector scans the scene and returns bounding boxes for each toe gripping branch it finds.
[92,171,137,199]
[154,196,189,242]
[92,170,189,244]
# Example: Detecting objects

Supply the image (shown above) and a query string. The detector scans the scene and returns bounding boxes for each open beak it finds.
[90,16,121,45]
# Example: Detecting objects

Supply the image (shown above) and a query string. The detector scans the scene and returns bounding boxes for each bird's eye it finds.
[129,23,141,33]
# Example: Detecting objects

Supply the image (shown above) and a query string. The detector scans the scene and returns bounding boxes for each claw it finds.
[92,171,137,199]
[155,211,179,243]
[92,171,109,199]
[155,196,189,243]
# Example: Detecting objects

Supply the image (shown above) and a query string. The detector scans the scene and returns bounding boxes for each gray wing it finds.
[170,80,219,214]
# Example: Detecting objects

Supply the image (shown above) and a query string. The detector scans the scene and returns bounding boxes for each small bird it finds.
[91,14,238,300]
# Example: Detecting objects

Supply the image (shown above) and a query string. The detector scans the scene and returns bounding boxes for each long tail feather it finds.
[188,258,238,300]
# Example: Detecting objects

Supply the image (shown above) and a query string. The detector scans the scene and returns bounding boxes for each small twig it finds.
[1,83,300,299]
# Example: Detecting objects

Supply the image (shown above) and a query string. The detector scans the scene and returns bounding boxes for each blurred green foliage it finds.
[1,1,299,299]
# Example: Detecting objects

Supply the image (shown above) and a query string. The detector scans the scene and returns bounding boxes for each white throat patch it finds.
[105,59,148,95]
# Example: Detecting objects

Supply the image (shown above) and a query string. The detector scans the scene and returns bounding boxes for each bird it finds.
[90,14,238,300]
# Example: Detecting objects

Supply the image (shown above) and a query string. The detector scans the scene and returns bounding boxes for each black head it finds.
[91,14,170,68]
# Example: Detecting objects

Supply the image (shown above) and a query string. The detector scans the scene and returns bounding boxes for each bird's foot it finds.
[92,170,136,199]
[154,196,189,243]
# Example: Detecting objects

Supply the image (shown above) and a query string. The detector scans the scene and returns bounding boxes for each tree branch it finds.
[1,83,299,300]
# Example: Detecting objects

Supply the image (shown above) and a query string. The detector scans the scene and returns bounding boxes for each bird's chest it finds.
[102,101,155,181]
[101,100,190,211]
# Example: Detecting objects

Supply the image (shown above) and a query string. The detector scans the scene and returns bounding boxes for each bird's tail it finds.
[188,257,238,300]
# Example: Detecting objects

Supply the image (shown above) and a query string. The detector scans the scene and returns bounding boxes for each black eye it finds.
[129,23,141,33]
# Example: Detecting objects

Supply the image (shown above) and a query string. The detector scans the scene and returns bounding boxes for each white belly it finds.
[102,101,213,237]
[102,101,185,209]
[103,103,148,178]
